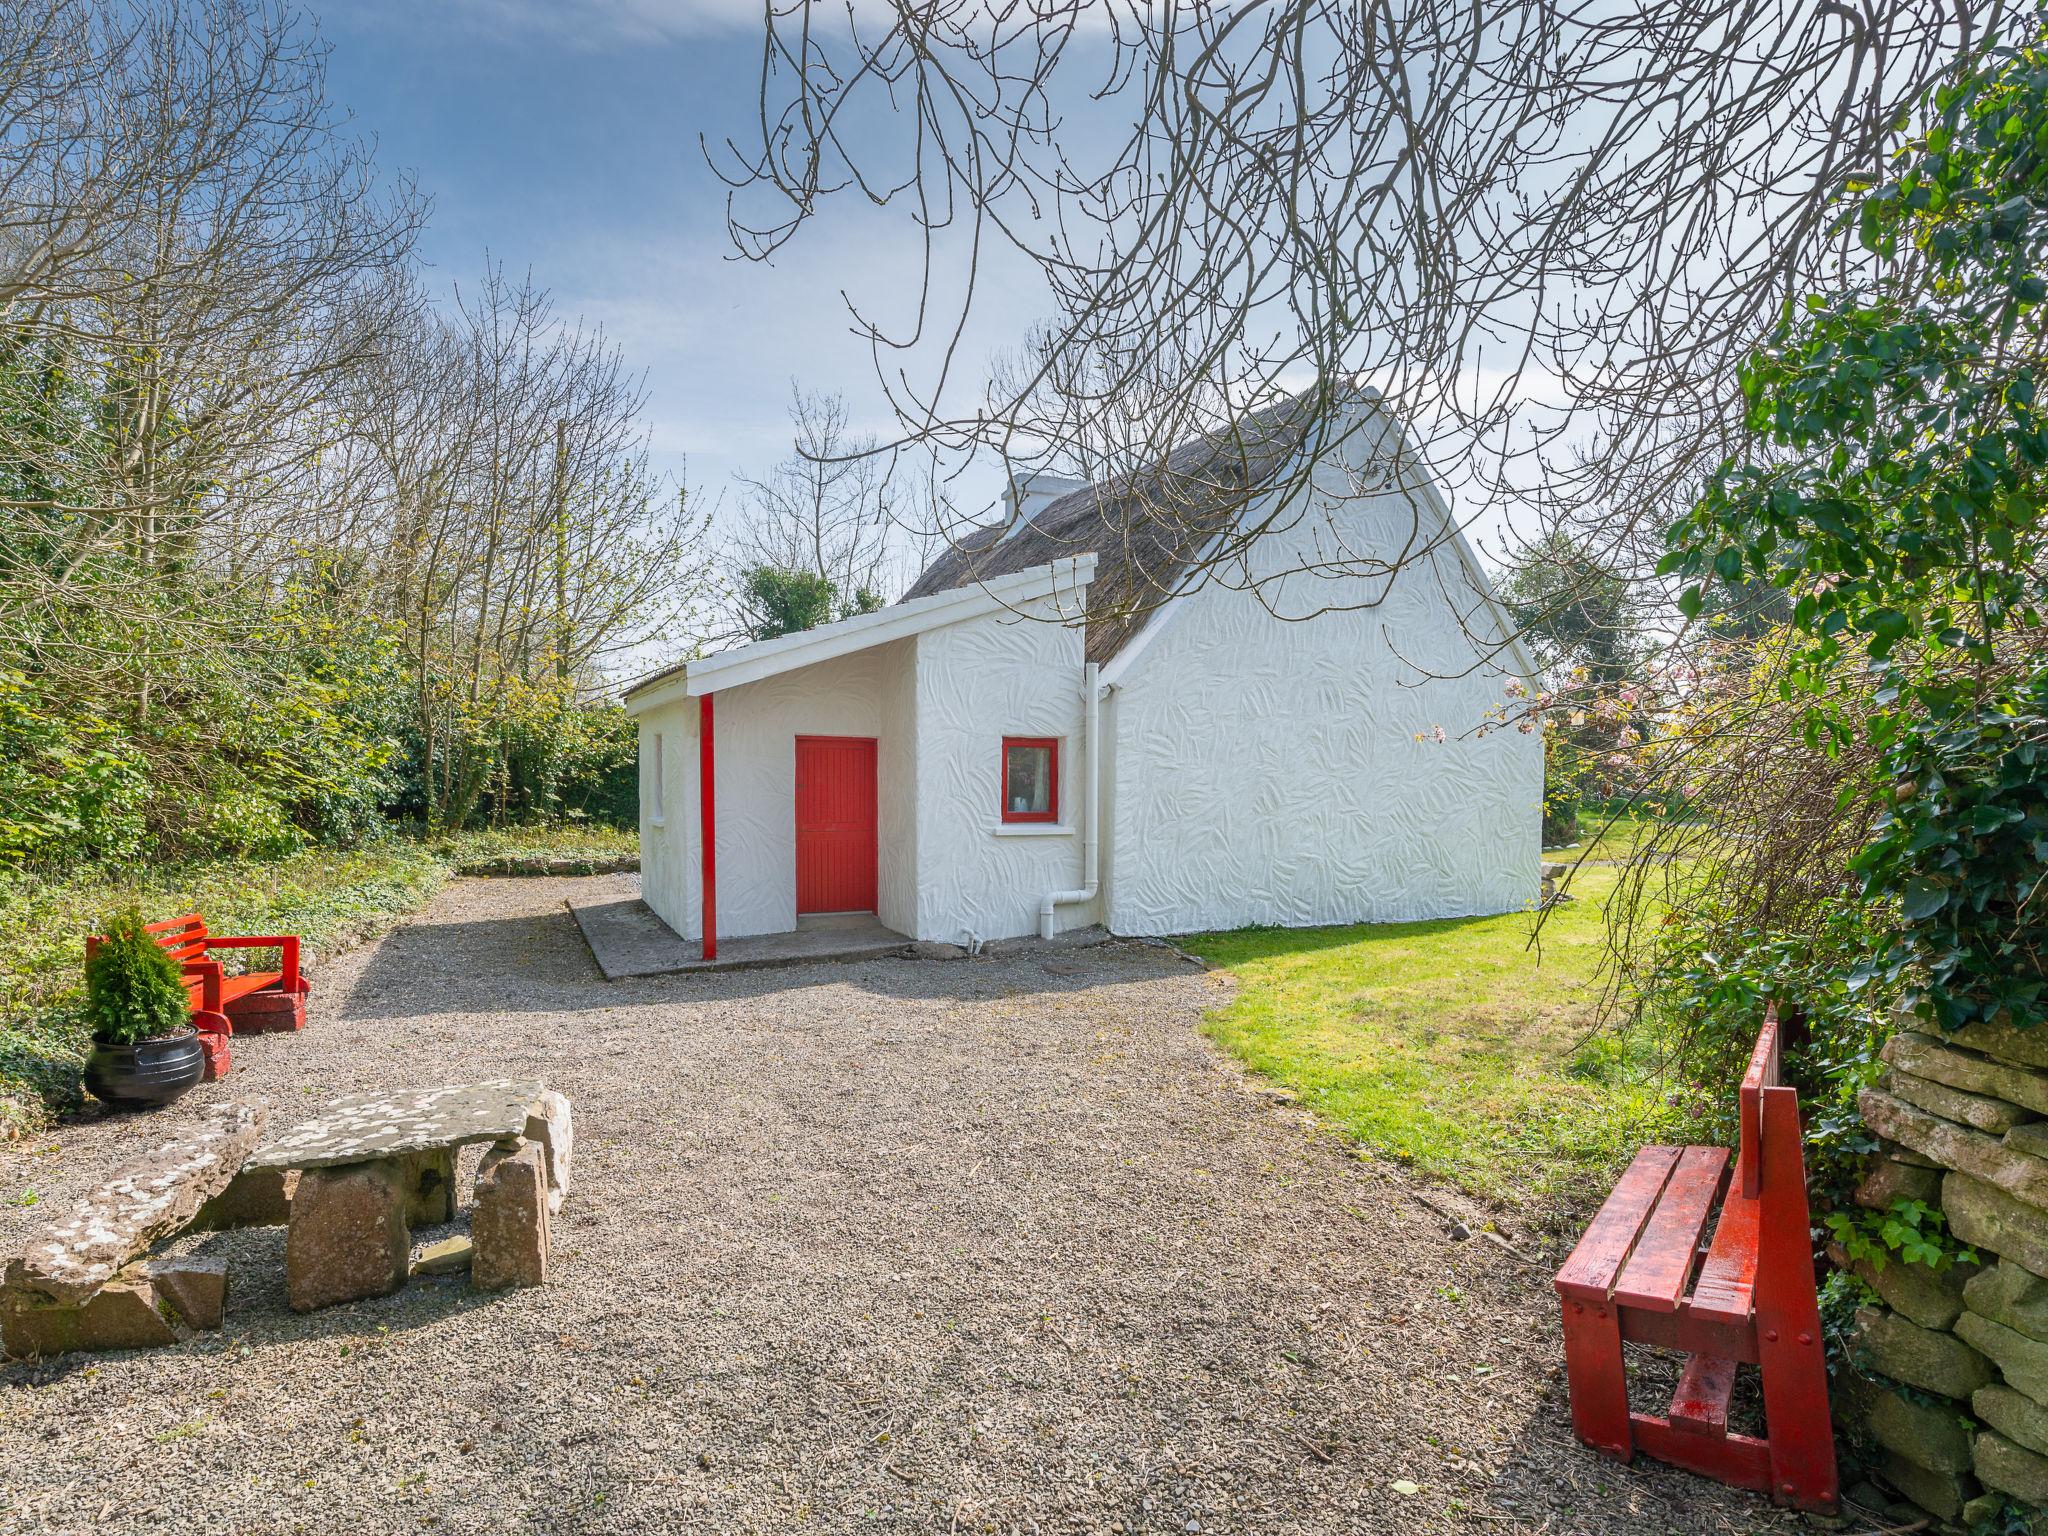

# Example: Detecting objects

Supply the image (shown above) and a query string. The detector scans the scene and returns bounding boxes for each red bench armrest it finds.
[200,935,301,992]
[182,959,224,1014]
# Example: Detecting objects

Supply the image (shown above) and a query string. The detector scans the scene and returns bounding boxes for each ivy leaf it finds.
[1901,879,1949,921]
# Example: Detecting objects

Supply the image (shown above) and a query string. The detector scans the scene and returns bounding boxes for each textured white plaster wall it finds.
[875,638,920,936]
[1104,428,1541,935]
[913,594,1092,942]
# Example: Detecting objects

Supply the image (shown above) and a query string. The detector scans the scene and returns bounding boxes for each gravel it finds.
[1,876,1795,1535]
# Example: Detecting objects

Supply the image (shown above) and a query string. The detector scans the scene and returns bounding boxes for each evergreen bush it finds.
[83,906,190,1047]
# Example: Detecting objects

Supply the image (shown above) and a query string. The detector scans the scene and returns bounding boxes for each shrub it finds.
[82,906,190,1046]
[1643,891,1902,1199]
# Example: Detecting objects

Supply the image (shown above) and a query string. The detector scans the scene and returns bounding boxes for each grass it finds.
[419,821,637,864]
[0,842,453,1135]
[1182,863,1684,1213]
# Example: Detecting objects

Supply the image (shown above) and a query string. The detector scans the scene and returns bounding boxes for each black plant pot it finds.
[85,1026,205,1109]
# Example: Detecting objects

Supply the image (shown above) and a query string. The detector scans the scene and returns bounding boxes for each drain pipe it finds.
[1040,662,1102,939]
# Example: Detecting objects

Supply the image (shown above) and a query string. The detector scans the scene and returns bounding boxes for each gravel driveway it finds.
[1,876,1793,1535]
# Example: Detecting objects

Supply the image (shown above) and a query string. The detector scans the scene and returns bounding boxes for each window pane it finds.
[1006,743,1052,815]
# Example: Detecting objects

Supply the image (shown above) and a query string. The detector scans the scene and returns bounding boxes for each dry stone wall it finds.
[1846,1018,2048,1527]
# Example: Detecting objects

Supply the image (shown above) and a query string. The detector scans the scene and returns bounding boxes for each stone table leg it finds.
[286,1160,411,1312]
[472,1140,549,1290]
[399,1146,457,1226]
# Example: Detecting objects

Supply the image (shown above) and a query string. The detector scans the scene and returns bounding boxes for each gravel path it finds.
[1,876,1793,1535]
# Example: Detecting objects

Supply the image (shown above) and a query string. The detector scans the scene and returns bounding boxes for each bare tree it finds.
[726,384,911,627]
[734,386,903,594]
[714,1,1993,637]
[0,0,424,619]
[340,265,713,827]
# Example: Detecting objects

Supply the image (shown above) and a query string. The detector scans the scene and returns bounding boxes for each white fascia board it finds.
[625,556,1097,715]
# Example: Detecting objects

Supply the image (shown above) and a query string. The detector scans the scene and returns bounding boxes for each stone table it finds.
[252,1081,565,1312]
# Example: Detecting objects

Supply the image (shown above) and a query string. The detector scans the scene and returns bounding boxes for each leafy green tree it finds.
[1501,531,1641,686]
[1663,23,2048,1034]
[1501,532,1650,844]
[735,564,881,640]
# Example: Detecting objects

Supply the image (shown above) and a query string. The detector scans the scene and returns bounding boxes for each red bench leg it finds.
[193,1011,232,1082]
[1755,1086,1838,1513]
[1560,1294,1633,1462]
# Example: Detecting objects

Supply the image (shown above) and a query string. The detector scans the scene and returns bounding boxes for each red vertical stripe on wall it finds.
[700,692,716,961]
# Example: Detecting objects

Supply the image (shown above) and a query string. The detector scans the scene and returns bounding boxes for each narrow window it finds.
[650,733,665,823]
[1001,737,1059,823]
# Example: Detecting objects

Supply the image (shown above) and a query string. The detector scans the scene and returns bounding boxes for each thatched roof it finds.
[900,394,1323,665]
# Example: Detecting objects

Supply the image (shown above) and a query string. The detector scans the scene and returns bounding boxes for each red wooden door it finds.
[794,736,878,914]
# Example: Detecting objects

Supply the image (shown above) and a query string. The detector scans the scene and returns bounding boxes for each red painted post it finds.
[699,692,717,962]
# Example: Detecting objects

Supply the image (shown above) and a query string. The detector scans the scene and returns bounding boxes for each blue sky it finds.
[323,0,1045,543]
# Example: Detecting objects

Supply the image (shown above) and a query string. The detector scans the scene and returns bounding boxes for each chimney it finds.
[999,471,1088,543]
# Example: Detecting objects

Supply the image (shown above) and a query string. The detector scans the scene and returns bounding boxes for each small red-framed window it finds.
[1001,737,1059,823]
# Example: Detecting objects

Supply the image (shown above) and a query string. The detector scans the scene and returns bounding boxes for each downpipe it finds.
[1039,661,1102,939]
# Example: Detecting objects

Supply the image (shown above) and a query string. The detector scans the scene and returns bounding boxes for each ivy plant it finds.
[1662,18,2048,1035]
[1825,1197,1981,1273]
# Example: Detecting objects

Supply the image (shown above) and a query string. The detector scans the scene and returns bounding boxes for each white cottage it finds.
[624,393,1542,957]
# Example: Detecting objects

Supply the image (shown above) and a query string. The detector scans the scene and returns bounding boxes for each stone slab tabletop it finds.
[7,1102,265,1305]
[248,1081,545,1171]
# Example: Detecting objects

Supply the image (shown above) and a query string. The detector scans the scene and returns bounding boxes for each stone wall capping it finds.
[1887,1030,2048,1117]
[1940,1012,2048,1072]
[1849,1032,2048,1527]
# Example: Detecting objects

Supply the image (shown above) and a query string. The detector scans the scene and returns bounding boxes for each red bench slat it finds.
[1614,1145,1730,1313]
[1689,1189,1762,1329]
[1556,1145,1680,1303]
[1669,1353,1737,1438]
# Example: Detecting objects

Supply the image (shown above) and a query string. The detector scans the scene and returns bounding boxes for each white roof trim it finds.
[623,555,1097,715]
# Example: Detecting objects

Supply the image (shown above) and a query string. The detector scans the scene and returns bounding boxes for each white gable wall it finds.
[912,592,1091,942]
[1103,416,1540,935]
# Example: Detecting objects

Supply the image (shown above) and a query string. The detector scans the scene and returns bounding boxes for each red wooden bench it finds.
[87,915,311,1082]
[1553,1004,1837,1513]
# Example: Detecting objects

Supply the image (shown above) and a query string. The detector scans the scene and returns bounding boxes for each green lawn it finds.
[422,821,638,863]
[1183,864,1683,1212]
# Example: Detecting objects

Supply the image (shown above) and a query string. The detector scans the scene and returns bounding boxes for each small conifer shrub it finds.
[84,907,190,1046]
